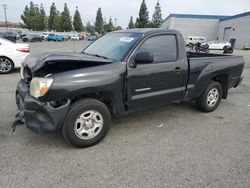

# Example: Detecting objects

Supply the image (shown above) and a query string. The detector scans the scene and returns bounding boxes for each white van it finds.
[186,36,206,44]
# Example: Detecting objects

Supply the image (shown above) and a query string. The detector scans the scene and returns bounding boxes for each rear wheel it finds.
[63,99,111,148]
[228,48,233,54]
[0,57,14,74]
[196,81,222,112]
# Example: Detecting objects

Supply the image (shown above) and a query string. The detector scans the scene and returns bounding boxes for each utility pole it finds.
[2,4,8,29]
[115,18,117,27]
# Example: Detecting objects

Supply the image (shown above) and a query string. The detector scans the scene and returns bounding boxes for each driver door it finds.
[126,34,187,111]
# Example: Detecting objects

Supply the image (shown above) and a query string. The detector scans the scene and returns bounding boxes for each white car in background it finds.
[71,35,80,41]
[207,40,231,50]
[0,37,29,74]
[40,32,50,40]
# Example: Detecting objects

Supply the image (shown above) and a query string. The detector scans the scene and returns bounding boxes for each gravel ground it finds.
[0,41,249,188]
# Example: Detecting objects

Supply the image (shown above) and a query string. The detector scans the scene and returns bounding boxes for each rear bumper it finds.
[16,80,71,133]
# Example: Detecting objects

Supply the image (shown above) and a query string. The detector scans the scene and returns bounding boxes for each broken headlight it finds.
[30,77,53,98]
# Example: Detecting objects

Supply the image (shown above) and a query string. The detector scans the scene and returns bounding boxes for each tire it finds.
[63,99,111,148]
[196,81,222,112]
[0,57,14,74]
[228,48,233,54]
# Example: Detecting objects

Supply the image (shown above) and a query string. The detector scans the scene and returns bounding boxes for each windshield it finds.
[83,32,142,61]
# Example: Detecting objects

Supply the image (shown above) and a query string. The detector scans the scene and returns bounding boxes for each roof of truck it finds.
[115,28,180,35]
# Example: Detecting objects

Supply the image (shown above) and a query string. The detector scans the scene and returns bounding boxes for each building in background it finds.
[0,21,23,28]
[162,11,250,49]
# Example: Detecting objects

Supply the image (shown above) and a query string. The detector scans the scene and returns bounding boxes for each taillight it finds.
[17,48,30,53]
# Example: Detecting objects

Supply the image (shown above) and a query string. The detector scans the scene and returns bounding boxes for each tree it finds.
[128,16,135,29]
[86,21,95,33]
[54,15,62,31]
[61,3,72,31]
[38,4,46,31]
[48,2,59,31]
[152,0,163,28]
[95,8,104,34]
[135,18,140,28]
[21,5,32,29]
[103,18,108,33]
[44,16,49,30]
[21,1,46,31]
[73,7,84,32]
[105,17,114,32]
[114,26,123,31]
[32,4,41,30]
[136,0,150,28]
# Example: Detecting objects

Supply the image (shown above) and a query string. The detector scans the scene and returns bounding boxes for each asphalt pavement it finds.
[0,41,249,188]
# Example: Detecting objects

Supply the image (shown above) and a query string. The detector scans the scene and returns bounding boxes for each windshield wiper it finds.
[91,54,109,60]
[83,52,110,59]
[82,52,115,61]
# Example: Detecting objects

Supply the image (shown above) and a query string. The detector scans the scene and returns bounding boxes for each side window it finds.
[137,35,177,63]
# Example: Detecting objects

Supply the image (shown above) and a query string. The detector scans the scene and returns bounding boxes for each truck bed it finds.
[185,52,244,100]
[187,52,230,58]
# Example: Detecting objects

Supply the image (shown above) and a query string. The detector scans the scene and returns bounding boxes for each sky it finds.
[1,0,250,28]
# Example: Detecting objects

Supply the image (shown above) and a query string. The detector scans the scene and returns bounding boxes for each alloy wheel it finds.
[0,57,12,73]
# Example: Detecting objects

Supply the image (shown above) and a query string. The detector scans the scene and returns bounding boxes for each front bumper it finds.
[16,80,71,133]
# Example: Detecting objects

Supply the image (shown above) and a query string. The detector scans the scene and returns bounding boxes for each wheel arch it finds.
[211,74,228,99]
[70,91,119,116]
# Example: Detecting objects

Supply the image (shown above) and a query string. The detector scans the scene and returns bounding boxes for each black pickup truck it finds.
[15,29,244,147]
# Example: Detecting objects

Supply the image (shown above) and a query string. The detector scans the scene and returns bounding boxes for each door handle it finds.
[173,67,183,73]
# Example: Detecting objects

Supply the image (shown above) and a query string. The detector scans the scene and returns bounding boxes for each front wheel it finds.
[196,81,222,112]
[63,99,111,148]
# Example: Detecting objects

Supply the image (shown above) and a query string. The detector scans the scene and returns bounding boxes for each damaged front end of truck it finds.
[13,52,125,133]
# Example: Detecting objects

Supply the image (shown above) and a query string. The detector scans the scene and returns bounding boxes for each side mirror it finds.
[133,51,154,65]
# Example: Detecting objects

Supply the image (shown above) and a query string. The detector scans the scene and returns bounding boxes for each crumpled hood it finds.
[22,52,113,72]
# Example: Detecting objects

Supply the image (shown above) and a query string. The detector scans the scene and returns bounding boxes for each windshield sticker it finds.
[120,37,134,43]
